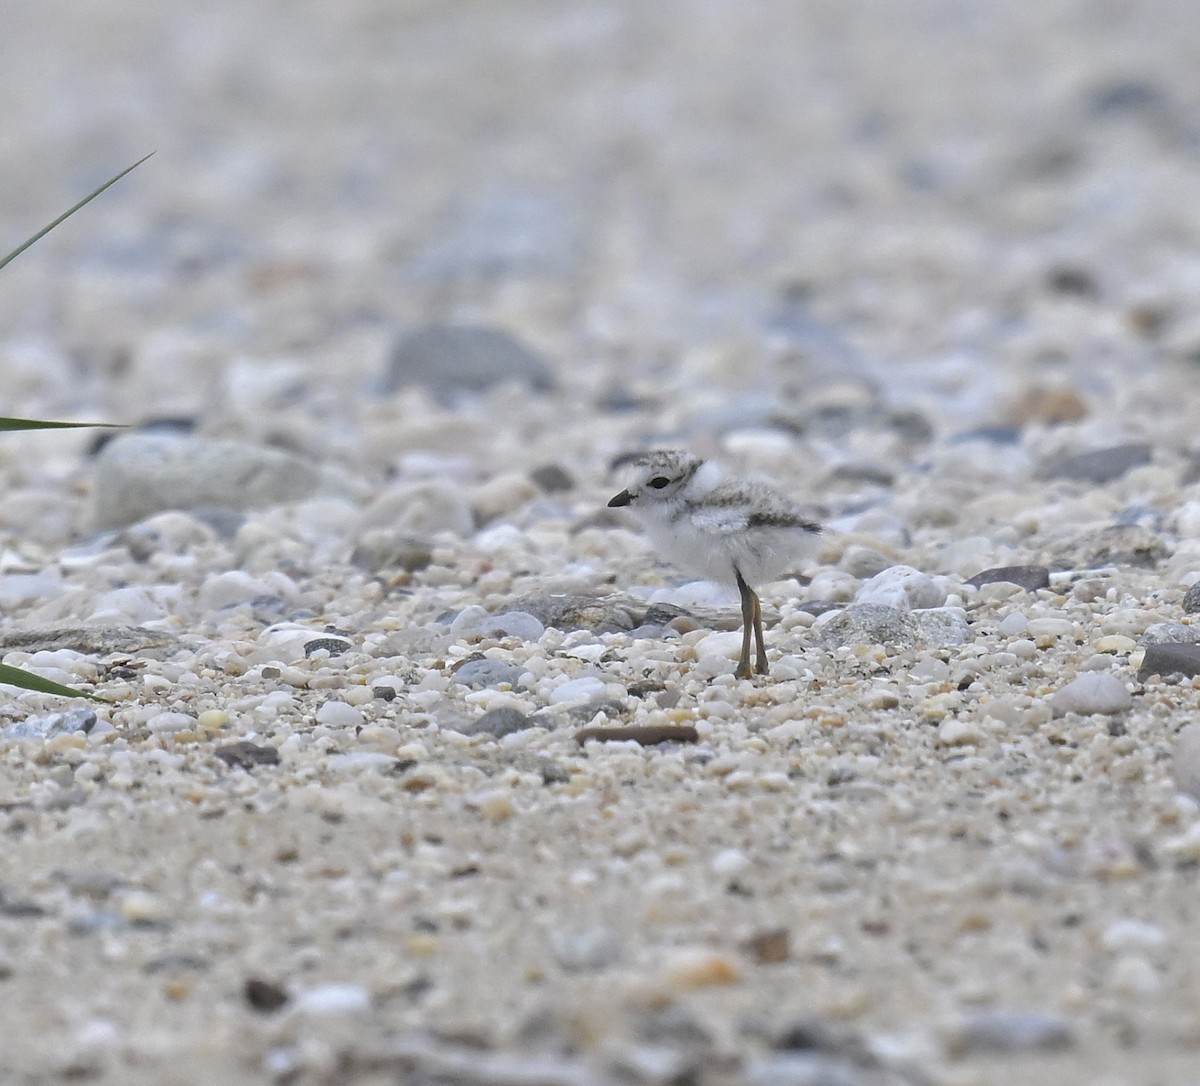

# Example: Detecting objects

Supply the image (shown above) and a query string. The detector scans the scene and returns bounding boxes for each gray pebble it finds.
[92,433,345,530]
[349,532,432,574]
[911,607,972,646]
[451,659,525,689]
[1174,724,1200,800]
[529,464,575,493]
[547,927,620,971]
[941,1010,1074,1056]
[742,1054,869,1086]
[1183,584,1200,614]
[1138,642,1200,682]
[456,707,536,737]
[1040,442,1153,484]
[1141,622,1200,646]
[479,611,545,642]
[2,707,97,740]
[502,593,640,633]
[383,324,555,403]
[965,565,1051,591]
[814,605,917,649]
[409,185,580,282]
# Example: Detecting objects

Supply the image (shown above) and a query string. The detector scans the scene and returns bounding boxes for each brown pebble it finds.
[574,724,699,745]
[743,928,791,964]
[214,741,281,769]
[244,977,289,1012]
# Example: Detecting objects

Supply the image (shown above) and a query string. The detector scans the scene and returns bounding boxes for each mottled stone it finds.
[451,658,525,689]
[941,1010,1074,1056]
[1183,583,1200,614]
[815,605,917,649]
[501,593,641,633]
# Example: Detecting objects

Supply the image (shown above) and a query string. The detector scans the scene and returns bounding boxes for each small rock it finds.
[383,324,555,402]
[1050,672,1131,716]
[214,741,280,769]
[743,1053,868,1086]
[1005,386,1088,427]
[942,1010,1074,1056]
[911,607,972,646]
[574,724,698,746]
[478,611,545,642]
[1049,524,1168,569]
[743,928,791,964]
[92,433,346,530]
[1140,623,1200,646]
[937,718,985,746]
[854,565,947,610]
[315,701,365,729]
[529,464,574,493]
[0,625,176,656]
[244,977,290,1013]
[456,707,537,738]
[350,532,433,573]
[662,947,739,988]
[1183,583,1200,614]
[965,565,1051,591]
[356,482,475,537]
[1173,723,1200,800]
[501,593,640,633]
[1101,919,1166,952]
[2,707,97,741]
[1139,642,1200,682]
[548,927,620,971]
[814,605,917,649]
[451,658,525,689]
[1040,443,1153,484]
[292,983,371,1016]
[146,712,195,735]
[549,677,607,705]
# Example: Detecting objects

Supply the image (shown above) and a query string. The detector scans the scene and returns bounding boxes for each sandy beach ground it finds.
[3,2,1200,1083]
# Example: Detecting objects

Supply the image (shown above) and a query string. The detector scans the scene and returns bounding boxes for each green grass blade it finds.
[0,417,124,432]
[0,151,154,273]
[0,662,101,700]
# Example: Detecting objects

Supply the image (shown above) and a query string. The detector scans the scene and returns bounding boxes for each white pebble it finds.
[293,983,372,1015]
[1050,672,1131,717]
[548,676,607,705]
[996,612,1028,637]
[145,712,196,734]
[315,701,365,728]
[1102,919,1166,952]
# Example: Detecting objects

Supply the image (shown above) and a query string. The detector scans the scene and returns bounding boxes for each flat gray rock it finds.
[0,625,178,656]
[815,605,918,649]
[455,706,537,737]
[1139,642,1200,682]
[382,324,555,402]
[451,658,525,689]
[1041,442,1153,484]
[92,433,348,530]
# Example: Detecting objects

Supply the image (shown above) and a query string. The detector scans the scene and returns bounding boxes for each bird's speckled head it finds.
[608,449,714,509]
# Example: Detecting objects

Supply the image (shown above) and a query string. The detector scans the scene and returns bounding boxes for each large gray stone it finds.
[92,433,347,530]
[383,324,555,403]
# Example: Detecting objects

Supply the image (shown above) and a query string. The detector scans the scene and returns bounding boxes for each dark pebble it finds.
[1045,266,1099,298]
[949,425,1023,445]
[1182,584,1200,614]
[214,741,281,769]
[965,565,1051,591]
[1138,643,1200,682]
[574,724,699,745]
[1041,443,1153,484]
[529,464,574,493]
[244,977,290,1013]
[303,637,352,658]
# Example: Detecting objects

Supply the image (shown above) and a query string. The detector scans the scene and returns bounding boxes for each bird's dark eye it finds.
[648,476,671,489]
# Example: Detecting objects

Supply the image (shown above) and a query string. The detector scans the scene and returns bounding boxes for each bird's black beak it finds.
[607,489,632,508]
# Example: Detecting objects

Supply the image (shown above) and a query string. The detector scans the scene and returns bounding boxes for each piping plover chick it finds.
[608,449,821,679]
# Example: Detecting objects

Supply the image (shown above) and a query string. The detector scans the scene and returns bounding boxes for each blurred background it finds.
[2,0,1200,492]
